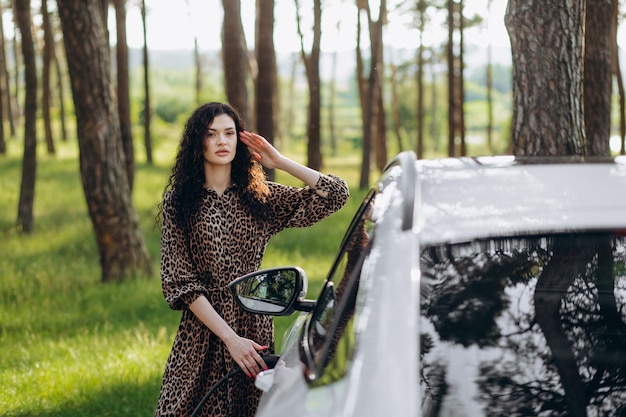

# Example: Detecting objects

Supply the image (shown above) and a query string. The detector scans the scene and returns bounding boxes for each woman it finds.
[155,102,349,417]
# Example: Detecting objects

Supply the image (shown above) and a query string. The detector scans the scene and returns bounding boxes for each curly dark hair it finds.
[158,102,271,232]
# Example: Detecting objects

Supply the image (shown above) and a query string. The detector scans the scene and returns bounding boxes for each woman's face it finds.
[203,114,238,168]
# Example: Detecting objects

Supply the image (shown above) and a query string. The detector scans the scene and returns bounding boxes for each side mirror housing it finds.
[229,266,315,316]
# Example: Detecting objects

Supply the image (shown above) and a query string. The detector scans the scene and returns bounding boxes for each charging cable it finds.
[189,354,280,417]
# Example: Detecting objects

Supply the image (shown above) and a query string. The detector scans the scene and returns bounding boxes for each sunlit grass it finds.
[0,135,365,417]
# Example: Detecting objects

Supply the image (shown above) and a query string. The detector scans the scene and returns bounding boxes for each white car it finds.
[230,152,626,417]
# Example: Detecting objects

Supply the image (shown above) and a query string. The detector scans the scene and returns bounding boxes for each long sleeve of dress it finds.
[160,191,207,310]
[267,173,350,234]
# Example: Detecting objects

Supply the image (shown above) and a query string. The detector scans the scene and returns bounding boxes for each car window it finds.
[300,189,377,384]
[419,231,626,416]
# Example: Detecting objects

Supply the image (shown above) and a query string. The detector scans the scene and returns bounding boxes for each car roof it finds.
[415,155,626,245]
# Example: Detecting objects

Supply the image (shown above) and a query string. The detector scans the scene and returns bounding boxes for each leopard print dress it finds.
[155,174,349,417]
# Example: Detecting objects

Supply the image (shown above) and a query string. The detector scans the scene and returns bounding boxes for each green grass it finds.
[0,136,366,417]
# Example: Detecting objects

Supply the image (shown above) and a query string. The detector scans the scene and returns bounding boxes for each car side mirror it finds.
[229,266,315,316]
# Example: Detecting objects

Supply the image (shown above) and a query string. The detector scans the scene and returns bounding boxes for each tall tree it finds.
[328,20,341,156]
[185,0,203,106]
[295,0,323,170]
[356,2,366,158]
[0,0,7,153]
[140,0,153,164]
[373,0,387,171]
[57,0,152,282]
[53,42,69,142]
[192,28,203,106]
[612,0,625,155]
[284,52,298,142]
[358,0,384,189]
[505,0,585,156]
[430,55,440,154]
[255,0,277,180]
[584,0,615,157]
[389,61,405,153]
[486,0,494,154]
[114,0,135,190]
[0,0,14,141]
[447,0,466,157]
[41,0,56,155]
[416,0,427,159]
[11,7,20,134]
[221,0,250,124]
[0,74,4,152]
[458,0,466,156]
[14,0,38,233]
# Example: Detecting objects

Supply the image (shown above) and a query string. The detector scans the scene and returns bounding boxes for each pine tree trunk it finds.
[221,0,250,123]
[486,0,494,153]
[390,63,405,153]
[359,3,378,189]
[505,0,585,156]
[416,0,426,159]
[0,0,7,153]
[374,0,387,171]
[447,0,455,157]
[375,83,387,170]
[15,0,37,233]
[307,0,323,170]
[255,0,277,180]
[458,0,466,156]
[10,18,18,136]
[584,0,614,157]
[612,2,626,155]
[53,49,68,142]
[57,0,152,282]
[295,0,323,170]
[41,0,56,155]
[114,0,135,190]
[141,0,153,163]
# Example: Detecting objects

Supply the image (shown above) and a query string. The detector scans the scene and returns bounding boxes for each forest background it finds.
[2,0,625,415]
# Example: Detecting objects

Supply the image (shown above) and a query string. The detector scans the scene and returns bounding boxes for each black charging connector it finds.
[189,354,280,417]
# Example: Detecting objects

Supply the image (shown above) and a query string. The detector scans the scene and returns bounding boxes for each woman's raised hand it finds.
[239,130,283,169]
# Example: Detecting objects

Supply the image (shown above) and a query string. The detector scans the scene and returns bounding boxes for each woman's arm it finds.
[189,295,268,376]
[160,192,209,310]
[239,130,323,193]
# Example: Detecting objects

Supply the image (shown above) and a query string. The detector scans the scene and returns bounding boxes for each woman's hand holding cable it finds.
[224,335,269,377]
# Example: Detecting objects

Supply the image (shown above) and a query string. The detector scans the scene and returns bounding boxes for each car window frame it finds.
[299,188,378,383]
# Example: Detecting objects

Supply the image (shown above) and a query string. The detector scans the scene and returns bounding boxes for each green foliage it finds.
[386,62,514,157]
[467,63,513,95]
[130,66,224,125]
[153,96,192,124]
[0,136,364,417]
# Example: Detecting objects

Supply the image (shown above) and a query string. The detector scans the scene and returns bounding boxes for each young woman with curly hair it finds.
[155,102,349,417]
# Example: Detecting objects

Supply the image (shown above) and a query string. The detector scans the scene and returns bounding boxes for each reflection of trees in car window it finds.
[310,217,369,351]
[241,270,297,307]
[311,217,370,386]
[419,233,626,416]
[265,270,297,304]
[305,190,375,386]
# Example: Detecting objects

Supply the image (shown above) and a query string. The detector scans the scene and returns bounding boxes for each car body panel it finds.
[418,156,626,245]
[340,188,420,417]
